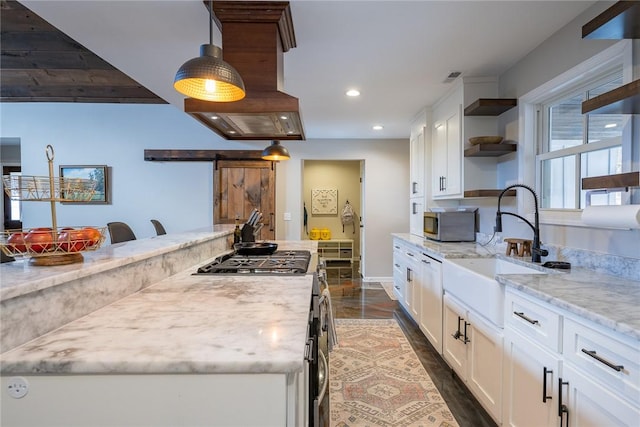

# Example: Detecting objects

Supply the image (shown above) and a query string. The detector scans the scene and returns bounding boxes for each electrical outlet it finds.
[283,212,292,221]
[7,377,29,399]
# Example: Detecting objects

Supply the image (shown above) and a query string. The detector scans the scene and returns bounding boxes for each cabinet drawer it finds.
[505,290,561,353]
[563,316,640,406]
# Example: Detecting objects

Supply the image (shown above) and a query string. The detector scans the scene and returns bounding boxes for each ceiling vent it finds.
[184,1,304,141]
[443,71,462,83]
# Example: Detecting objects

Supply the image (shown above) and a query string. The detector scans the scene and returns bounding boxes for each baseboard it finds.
[362,276,393,283]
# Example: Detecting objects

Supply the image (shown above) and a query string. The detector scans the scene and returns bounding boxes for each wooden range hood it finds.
[185,1,304,141]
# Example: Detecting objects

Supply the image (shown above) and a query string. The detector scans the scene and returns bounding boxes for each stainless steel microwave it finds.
[424,210,477,242]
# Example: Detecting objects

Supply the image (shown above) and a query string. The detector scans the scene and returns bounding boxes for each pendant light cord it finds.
[208,0,213,45]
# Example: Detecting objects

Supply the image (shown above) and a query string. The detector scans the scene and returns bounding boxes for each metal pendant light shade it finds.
[173,1,245,102]
[174,44,245,101]
[262,140,290,161]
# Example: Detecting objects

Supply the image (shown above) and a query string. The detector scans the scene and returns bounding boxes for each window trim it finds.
[517,40,633,227]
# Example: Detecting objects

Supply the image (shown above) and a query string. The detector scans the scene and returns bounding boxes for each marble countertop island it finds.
[1,240,319,375]
[0,225,234,302]
[1,269,315,375]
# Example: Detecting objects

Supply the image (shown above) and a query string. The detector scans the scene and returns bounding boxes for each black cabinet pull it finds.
[514,311,540,325]
[412,182,418,194]
[542,367,553,403]
[581,349,624,372]
[406,267,412,282]
[452,316,463,340]
[463,321,471,344]
[558,378,569,427]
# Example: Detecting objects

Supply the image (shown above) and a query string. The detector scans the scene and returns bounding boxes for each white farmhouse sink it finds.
[443,258,546,327]
[449,257,547,279]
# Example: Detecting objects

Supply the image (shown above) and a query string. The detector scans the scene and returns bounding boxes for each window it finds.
[537,70,629,210]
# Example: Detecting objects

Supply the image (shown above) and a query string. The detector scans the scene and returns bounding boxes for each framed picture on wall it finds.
[311,188,338,215]
[59,165,110,204]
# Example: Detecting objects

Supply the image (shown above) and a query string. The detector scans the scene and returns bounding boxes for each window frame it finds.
[517,40,634,227]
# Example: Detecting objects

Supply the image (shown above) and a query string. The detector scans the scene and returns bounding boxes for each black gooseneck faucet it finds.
[495,184,549,263]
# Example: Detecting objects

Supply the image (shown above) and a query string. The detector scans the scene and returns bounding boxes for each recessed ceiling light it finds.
[373,125,383,130]
[346,89,360,97]
[604,123,617,128]
[280,115,288,120]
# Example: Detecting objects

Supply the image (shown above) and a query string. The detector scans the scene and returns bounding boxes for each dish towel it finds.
[320,288,339,351]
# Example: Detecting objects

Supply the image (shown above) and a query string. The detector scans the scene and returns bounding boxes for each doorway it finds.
[302,160,364,279]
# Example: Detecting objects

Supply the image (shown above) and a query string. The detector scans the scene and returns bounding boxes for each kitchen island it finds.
[1,233,319,426]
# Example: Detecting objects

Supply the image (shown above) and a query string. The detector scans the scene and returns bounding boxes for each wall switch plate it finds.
[283,212,292,221]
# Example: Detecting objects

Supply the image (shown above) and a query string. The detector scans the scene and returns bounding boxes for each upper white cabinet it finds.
[431,77,518,199]
[432,85,463,198]
[410,126,425,198]
[409,110,428,236]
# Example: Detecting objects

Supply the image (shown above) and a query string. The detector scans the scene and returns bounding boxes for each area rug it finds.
[329,319,459,427]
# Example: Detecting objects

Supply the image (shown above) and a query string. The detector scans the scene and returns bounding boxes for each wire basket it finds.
[1,226,107,258]
[2,175,97,202]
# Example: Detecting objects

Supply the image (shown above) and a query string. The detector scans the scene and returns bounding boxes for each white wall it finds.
[0,103,409,278]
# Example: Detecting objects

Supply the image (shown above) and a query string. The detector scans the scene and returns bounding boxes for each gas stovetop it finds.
[196,250,312,275]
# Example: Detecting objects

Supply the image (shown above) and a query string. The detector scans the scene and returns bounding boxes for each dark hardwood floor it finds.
[322,277,497,427]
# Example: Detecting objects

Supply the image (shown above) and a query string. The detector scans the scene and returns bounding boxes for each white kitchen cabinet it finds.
[561,363,640,427]
[409,197,424,237]
[432,94,462,198]
[392,239,408,302]
[503,289,563,427]
[503,288,640,427]
[410,126,425,199]
[431,77,515,200]
[443,293,504,423]
[503,326,561,427]
[409,111,427,237]
[418,252,443,354]
[393,238,420,316]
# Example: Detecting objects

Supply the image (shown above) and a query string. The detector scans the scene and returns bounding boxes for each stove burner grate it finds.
[196,250,311,275]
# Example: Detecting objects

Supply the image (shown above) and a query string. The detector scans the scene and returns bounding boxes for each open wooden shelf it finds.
[464,143,516,157]
[464,98,517,116]
[464,189,517,198]
[581,171,639,190]
[582,1,640,39]
[581,80,640,115]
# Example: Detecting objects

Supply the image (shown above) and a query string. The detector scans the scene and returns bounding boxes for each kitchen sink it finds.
[447,257,547,279]
[443,257,547,327]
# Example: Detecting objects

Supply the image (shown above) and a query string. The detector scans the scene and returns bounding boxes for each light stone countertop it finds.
[1,241,318,375]
[392,233,640,342]
[0,225,234,302]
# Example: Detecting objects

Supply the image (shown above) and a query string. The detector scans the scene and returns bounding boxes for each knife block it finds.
[241,224,255,243]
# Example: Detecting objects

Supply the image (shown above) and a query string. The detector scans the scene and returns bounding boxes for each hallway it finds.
[323,279,497,427]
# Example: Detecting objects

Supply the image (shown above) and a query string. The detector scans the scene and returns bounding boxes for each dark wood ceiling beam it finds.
[1,85,165,103]
[0,0,166,104]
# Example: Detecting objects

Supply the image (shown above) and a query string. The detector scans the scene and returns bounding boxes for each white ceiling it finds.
[21,0,597,140]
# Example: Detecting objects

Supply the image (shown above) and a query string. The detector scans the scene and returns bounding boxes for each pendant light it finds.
[174,1,245,102]
[262,140,290,161]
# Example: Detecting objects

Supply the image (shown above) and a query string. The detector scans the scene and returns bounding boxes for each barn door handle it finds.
[269,213,274,231]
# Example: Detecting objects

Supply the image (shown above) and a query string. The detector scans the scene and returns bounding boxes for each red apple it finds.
[7,232,27,252]
[58,228,87,252]
[25,228,54,253]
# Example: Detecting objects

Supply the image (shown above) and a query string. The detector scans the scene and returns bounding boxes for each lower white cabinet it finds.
[561,363,640,427]
[503,288,640,427]
[418,253,443,354]
[503,327,561,427]
[443,293,503,423]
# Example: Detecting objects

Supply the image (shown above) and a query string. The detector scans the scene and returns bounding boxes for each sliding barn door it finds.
[213,160,275,240]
